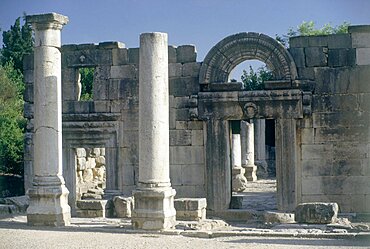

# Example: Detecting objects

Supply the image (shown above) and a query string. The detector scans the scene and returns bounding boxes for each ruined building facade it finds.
[23,26,370,216]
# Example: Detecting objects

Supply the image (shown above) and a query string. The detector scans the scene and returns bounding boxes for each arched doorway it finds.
[198,32,303,212]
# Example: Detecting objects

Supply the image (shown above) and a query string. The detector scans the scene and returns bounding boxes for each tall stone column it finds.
[132,32,176,230]
[26,13,70,226]
[231,134,247,192]
[241,120,257,181]
[254,119,268,178]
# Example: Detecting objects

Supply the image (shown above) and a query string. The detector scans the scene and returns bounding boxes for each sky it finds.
[1,0,370,78]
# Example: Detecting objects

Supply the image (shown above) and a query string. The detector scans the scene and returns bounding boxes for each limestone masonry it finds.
[23,12,370,227]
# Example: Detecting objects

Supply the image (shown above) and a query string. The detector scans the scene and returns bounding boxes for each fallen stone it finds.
[76,200,108,210]
[82,193,102,200]
[113,196,133,218]
[0,204,17,215]
[295,202,339,224]
[263,211,295,224]
[5,195,29,213]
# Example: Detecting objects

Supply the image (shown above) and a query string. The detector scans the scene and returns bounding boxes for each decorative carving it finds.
[243,102,258,119]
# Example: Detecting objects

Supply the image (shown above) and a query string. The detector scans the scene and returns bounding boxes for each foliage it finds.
[1,16,33,73]
[276,21,350,47]
[79,67,94,101]
[241,65,273,91]
[0,62,25,175]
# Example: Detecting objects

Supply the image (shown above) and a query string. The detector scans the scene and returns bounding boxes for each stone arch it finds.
[199,32,298,85]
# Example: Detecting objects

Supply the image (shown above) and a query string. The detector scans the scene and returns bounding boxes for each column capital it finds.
[26,13,69,30]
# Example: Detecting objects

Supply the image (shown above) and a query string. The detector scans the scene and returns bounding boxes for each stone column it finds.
[132,32,176,230]
[231,134,247,192]
[254,119,268,178]
[241,120,257,181]
[26,13,70,226]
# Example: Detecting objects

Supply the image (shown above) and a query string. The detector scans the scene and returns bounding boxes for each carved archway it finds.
[199,32,297,85]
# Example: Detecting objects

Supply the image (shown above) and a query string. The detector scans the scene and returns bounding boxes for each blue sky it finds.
[1,0,369,77]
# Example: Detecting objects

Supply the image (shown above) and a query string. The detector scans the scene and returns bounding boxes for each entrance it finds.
[198,32,304,212]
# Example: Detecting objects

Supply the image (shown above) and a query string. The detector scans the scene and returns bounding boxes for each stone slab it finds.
[76,200,108,210]
[295,202,339,224]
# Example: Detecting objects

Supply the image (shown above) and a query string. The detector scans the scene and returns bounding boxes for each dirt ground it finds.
[0,215,369,249]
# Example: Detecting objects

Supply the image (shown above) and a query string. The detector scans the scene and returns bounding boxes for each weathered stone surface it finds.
[5,196,29,213]
[76,200,108,210]
[288,48,305,67]
[263,211,295,224]
[169,130,192,146]
[305,47,327,67]
[174,198,206,221]
[112,48,129,65]
[295,202,339,224]
[113,196,133,218]
[177,45,197,63]
[356,48,370,65]
[328,48,355,67]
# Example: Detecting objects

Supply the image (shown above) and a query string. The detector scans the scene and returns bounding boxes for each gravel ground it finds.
[0,216,369,249]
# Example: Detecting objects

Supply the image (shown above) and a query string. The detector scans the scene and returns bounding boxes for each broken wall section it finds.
[289,26,370,213]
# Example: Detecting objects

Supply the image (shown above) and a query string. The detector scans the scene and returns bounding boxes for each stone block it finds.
[168,45,177,63]
[174,96,190,108]
[182,62,201,77]
[23,69,34,84]
[263,211,295,224]
[169,130,192,146]
[175,121,188,130]
[176,45,197,63]
[170,164,182,185]
[351,32,370,48]
[288,48,305,67]
[302,144,333,160]
[307,35,328,47]
[305,47,327,67]
[92,79,108,100]
[4,196,29,213]
[113,196,133,218]
[111,65,138,79]
[175,108,189,121]
[289,36,309,48]
[76,200,108,210]
[230,195,243,209]
[328,48,356,67]
[169,63,183,78]
[174,198,206,221]
[23,53,34,70]
[169,108,176,129]
[0,204,17,215]
[188,121,203,130]
[356,48,370,65]
[181,164,205,185]
[169,77,199,97]
[297,67,315,80]
[94,66,111,80]
[120,164,136,186]
[174,185,206,198]
[170,146,204,165]
[349,65,370,93]
[112,48,129,65]
[327,34,352,49]
[98,41,125,49]
[24,103,34,119]
[191,130,204,145]
[24,83,34,103]
[302,159,332,177]
[295,202,339,224]
[128,48,139,64]
[76,209,106,218]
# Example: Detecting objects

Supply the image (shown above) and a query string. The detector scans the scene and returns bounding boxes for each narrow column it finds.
[241,120,257,181]
[26,13,70,226]
[132,32,176,230]
[231,134,247,192]
[254,119,268,178]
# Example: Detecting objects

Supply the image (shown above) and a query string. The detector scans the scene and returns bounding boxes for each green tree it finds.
[241,65,273,90]
[0,62,25,175]
[276,21,350,47]
[79,67,94,101]
[1,16,33,73]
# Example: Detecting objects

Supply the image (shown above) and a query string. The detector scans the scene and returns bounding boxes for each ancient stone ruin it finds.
[23,12,370,228]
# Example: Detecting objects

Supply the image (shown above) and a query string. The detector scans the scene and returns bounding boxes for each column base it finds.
[132,187,176,230]
[232,167,247,192]
[27,176,71,226]
[244,165,257,182]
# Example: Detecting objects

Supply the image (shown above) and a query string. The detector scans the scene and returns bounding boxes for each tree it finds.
[276,21,350,47]
[241,65,272,91]
[1,16,33,73]
[0,62,25,175]
[79,67,94,101]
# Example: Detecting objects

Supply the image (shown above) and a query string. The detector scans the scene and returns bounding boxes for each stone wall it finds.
[23,42,206,208]
[290,26,370,213]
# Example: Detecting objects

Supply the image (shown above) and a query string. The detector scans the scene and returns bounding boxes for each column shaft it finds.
[26,13,70,226]
[132,32,176,230]
[241,120,257,181]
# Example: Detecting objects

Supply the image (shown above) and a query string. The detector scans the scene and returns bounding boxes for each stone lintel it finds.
[26,13,69,28]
